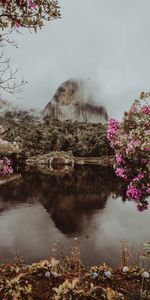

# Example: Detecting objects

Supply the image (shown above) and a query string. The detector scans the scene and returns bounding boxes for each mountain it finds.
[42,79,108,123]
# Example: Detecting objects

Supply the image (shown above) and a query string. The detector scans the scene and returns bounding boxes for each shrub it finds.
[107,92,150,211]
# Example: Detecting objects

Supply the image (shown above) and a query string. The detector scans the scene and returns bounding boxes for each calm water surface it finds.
[0,165,150,267]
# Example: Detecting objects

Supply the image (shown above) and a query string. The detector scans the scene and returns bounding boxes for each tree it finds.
[0,0,61,31]
[0,1,61,167]
[0,0,61,98]
[0,1,61,98]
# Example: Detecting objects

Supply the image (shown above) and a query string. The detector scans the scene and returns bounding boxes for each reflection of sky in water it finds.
[0,193,150,266]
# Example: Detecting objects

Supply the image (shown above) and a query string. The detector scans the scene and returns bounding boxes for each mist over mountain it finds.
[0,99,40,122]
[5,0,150,120]
[42,79,108,123]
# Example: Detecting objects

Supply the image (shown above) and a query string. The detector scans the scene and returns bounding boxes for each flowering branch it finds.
[0,0,61,30]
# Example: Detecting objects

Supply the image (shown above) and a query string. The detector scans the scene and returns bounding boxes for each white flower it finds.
[45,271,51,278]
[104,271,111,278]
[122,266,129,273]
[92,272,98,279]
[142,271,150,278]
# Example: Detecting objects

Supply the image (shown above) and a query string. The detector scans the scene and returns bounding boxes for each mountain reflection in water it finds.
[0,165,150,266]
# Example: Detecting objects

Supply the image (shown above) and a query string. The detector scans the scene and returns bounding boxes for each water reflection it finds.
[0,166,118,236]
[0,166,149,266]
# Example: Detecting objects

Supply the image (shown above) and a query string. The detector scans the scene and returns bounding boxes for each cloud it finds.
[5,0,150,119]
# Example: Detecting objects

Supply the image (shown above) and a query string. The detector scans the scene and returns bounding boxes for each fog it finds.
[5,0,150,119]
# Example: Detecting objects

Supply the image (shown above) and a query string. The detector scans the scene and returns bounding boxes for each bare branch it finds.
[0,33,24,100]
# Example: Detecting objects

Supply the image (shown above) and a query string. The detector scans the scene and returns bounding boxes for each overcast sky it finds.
[5,0,150,119]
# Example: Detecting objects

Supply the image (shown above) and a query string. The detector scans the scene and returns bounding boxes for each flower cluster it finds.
[0,0,61,30]
[107,118,120,147]
[107,92,150,211]
[0,157,13,175]
[0,125,18,175]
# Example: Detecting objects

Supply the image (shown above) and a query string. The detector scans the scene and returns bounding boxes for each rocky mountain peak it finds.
[42,79,108,123]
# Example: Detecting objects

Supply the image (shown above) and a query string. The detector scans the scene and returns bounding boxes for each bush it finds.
[107,92,150,211]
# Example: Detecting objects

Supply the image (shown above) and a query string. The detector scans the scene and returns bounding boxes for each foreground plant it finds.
[107,92,150,211]
[2,245,150,300]
[0,255,122,299]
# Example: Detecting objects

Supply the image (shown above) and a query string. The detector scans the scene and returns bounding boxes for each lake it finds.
[0,165,150,267]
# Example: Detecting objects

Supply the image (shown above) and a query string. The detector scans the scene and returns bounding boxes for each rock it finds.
[26,151,74,166]
[42,79,108,123]
[26,152,114,169]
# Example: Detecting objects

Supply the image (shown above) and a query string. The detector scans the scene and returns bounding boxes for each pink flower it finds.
[126,184,142,200]
[141,106,150,115]
[28,0,36,9]
[15,21,20,28]
[125,139,140,155]
[141,159,148,164]
[5,158,11,165]
[115,167,127,179]
[2,165,9,174]
[107,118,120,146]
[133,173,145,182]
[107,95,149,211]
[115,153,125,164]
